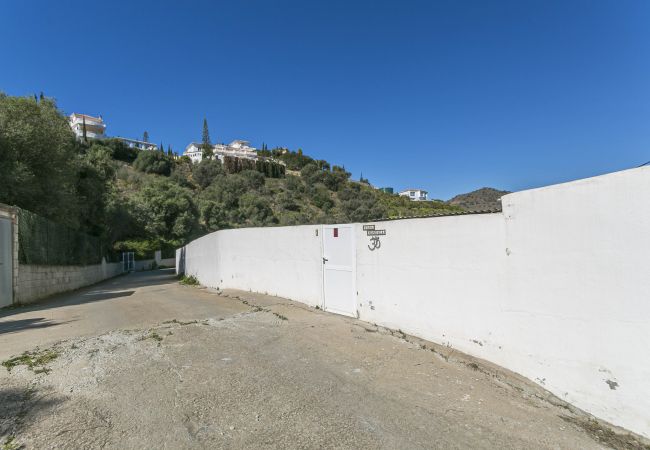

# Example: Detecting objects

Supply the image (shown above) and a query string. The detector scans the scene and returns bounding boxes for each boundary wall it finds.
[0,203,124,306]
[177,166,650,438]
[15,260,123,304]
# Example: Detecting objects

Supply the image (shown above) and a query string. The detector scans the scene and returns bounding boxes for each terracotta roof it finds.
[371,208,502,222]
[70,113,103,122]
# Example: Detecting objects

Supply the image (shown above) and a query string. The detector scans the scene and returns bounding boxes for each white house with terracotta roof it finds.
[184,140,258,163]
[399,188,428,201]
[69,113,106,140]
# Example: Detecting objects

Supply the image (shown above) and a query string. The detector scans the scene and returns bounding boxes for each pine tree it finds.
[160,141,164,153]
[201,118,213,159]
[143,131,149,142]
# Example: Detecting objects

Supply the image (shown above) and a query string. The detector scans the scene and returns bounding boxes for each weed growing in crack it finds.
[1,436,19,450]
[163,319,198,326]
[273,312,288,321]
[138,332,163,343]
[179,275,199,286]
[2,349,59,373]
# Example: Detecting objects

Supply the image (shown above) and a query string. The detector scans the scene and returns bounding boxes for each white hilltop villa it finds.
[184,140,257,163]
[114,137,157,151]
[69,113,157,150]
[399,188,428,201]
[69,113,106,140]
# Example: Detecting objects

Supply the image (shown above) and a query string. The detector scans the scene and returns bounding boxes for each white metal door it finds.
[122,252,134,272]
[322,224,356,317]
[0,218,13,307]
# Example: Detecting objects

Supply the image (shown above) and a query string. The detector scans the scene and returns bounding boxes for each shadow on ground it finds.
[0,269,177,319]
[0,317,76,336]
[0,385,65,443]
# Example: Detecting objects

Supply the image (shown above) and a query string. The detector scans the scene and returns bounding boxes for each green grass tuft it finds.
[178,275,199,286]
[2,349,59,373]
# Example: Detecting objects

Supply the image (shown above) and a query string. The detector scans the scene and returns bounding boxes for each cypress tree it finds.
[160,141,164,153]
[201,118,213,159]
[82,116,87,142]
[143,131,149,142]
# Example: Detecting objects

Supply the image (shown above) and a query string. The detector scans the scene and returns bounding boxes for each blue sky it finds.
[1,1,649,199]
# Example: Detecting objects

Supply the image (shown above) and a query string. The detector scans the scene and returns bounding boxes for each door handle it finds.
[322,257,328,264]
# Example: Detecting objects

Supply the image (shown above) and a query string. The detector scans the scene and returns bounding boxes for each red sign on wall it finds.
[333,228,338,237]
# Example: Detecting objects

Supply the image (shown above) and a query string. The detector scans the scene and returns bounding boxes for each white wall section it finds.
[180,225,323,307]
[177,166,650,438]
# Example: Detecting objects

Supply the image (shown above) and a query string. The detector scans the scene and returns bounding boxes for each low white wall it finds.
[177,166,650,438]
[180,225,323,307]
[134,259,155,271]
[154,250,175,268]
[16,259,123,304]
[158,257,175,267]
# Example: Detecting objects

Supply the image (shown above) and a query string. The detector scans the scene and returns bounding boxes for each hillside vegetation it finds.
[447,187,510,211]
[0,93,461,257]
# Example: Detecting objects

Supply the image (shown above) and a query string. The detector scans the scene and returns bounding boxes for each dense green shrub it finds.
[133,150,172,175]
[113,239,159,260]
[222,156,285,178]
[192,159,223,189]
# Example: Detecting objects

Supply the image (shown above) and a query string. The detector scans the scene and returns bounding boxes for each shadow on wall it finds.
[177,247,186,275]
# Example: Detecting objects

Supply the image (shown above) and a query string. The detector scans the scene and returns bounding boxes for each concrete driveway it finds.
[0,270,248,360]
[0,270,645,449]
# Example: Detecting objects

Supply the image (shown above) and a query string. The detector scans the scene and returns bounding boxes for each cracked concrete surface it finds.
[1,270,648,449]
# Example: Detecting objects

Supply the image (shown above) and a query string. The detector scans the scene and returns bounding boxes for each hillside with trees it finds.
[447,187,510,211]
[0,93,461,258]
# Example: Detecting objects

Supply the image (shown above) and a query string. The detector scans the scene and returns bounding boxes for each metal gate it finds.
[322,224,356,317]
[0,218,13,307]
[122,252,135,272]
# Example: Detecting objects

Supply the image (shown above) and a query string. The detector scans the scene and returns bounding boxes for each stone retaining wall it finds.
[15,260,123,304]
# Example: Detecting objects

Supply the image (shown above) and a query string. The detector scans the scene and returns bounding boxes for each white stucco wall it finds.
[180,225,323,307]
[499,166,650,437]
[355,213,506,357]
[177,166,650,437]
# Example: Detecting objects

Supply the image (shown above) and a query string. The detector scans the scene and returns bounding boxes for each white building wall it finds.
[177,166,650,438]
